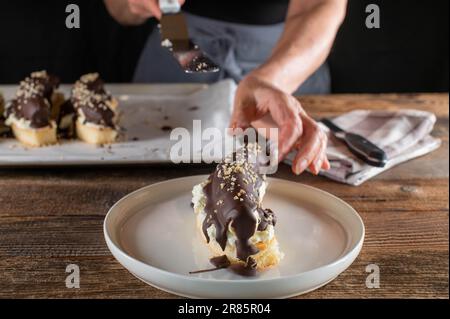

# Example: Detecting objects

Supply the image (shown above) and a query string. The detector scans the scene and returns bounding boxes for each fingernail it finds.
[315,160,322,174]
[297,159,308,174]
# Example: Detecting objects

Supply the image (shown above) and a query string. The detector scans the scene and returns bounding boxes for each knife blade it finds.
[159,0,219,73]
[321,118,388,167]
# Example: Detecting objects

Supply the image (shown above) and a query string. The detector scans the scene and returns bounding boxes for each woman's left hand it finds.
[230,74,330,175]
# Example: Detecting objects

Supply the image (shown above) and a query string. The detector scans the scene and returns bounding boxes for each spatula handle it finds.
[344,133,388,167]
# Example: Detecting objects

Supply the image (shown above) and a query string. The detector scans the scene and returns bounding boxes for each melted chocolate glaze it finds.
[6,96,51,129]
[59,99,75,119]
[201,146,276,268]
[229,257,258,277]
[79,101,115,128]
[210,255,232,268]
[5,71,59,128]
[56,100,76,138]
[258,208,276,231]
[188,255,232,274]
[189,255,258,277]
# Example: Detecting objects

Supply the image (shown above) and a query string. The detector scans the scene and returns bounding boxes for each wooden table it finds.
[0,93,448,298]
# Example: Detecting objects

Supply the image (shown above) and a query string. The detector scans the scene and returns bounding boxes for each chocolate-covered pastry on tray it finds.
[0,92,10,137]
[191,144,283,276]
[0,92,4,115]
[71,73,120,145]
[3,71,63,146]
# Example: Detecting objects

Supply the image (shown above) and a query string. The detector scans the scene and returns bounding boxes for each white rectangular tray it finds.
[0,80,236,167]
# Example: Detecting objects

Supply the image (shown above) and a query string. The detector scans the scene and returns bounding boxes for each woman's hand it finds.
[104,0,185,25]
[230,74,330,175]
[127,0,185,20]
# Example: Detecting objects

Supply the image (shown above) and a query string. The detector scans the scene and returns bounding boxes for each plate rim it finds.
[103,175,365,284]
[131,272,339,299]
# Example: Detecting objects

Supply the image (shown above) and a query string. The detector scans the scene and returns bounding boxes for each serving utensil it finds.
[159,0,220,73]
[322,118,387,167]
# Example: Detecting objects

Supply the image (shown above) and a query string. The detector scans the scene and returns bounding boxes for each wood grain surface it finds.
[0,93,448,299]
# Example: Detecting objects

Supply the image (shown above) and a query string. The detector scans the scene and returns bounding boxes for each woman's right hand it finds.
[230,74,330,175]
[104,0,185,25]
[127,0,185,20]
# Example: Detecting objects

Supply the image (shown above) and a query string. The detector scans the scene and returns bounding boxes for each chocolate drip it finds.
[189,255,258,277]
[189,255,231,274]
[201,146,276,268]
[257,208,276,231]
[56,100,76,138]
[210,255,232,268]
[58,100,75,119]
[229,257,258,277]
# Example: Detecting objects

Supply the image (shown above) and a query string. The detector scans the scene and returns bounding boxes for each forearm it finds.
[104,0,147,26]
[253,0,347,94]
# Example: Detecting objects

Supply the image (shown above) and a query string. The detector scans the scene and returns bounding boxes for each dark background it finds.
[0,0,448,93]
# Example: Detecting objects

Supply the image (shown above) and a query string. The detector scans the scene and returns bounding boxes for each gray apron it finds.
[134,13,331,95]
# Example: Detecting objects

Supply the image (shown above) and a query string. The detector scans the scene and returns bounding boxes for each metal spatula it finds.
[159,0,220,73]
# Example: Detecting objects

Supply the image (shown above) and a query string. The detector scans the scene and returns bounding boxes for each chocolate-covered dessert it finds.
[3,71,61,146]
[0,91,4,114]
[71,73,120,145]
[191,145,283,276]
[0,92,10,137]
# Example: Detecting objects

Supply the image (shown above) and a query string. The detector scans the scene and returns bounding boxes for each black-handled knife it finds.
[321,118,388,167]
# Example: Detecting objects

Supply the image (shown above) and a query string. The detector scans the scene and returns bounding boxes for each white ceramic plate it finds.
[104,175,364,298]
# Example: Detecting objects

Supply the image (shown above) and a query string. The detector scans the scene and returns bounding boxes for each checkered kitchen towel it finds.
[285,109,441,186]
